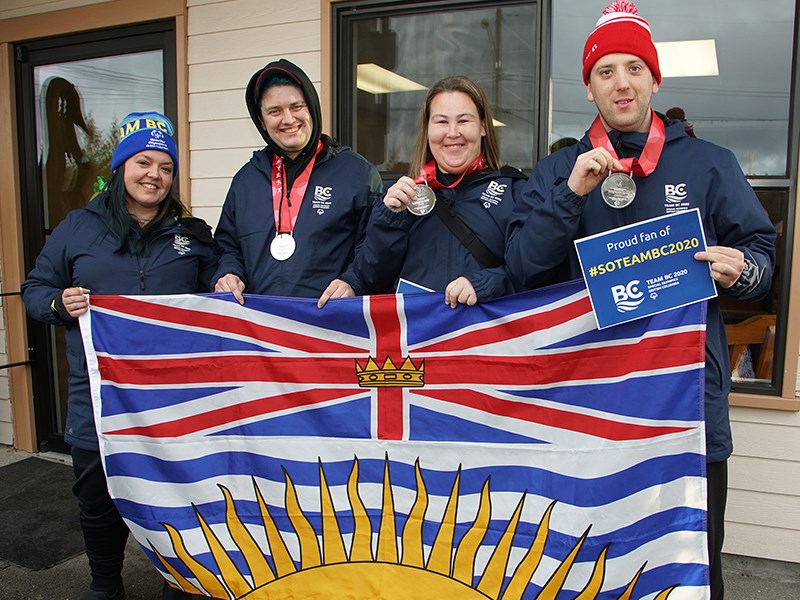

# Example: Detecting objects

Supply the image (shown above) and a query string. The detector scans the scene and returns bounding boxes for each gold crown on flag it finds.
[355,356,425,387]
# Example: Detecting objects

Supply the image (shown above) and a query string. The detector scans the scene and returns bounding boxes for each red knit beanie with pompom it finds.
[582,0,661,85]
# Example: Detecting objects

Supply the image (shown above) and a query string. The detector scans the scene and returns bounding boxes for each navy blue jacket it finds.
[212,141,382,297]
[356,166,527,299]
[21,194,220,450]
[506,117,776,463]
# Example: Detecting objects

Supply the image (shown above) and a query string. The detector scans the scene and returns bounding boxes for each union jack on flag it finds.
[80,280,710,600]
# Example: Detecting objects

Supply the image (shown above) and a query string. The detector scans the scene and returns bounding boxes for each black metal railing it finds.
[0,289,32,370]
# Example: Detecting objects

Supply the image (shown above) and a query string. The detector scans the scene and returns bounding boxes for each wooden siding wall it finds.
[187,0,322,229]
[0,0,798,565]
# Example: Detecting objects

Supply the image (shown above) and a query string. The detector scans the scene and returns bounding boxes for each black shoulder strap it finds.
[433,200,503,269]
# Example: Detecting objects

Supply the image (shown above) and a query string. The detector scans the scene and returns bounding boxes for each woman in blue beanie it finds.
[21,112,218,600]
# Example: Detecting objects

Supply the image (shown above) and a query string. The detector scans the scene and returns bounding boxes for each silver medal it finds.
[407,183,436,216]
[270,233,296,261]
[601,172,636,208]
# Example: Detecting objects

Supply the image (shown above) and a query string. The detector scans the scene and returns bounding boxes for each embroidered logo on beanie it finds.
[110,112,179,172]
[582,0,661,85]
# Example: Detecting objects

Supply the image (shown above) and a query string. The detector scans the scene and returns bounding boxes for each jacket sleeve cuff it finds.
[52,293,76,322]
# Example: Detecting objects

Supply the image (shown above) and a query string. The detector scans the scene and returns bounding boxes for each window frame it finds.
[330,0,548,184]
[322,0,800,410]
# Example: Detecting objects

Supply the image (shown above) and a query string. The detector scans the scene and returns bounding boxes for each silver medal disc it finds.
[270,233,296,261]
[407,183,436,216]
[601,172,636,209]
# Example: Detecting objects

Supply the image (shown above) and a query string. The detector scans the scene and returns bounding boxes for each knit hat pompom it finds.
[582,0,661,85]
[110,112,178,173]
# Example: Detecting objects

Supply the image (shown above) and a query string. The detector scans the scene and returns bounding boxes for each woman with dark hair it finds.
[354,75,527,306]
[21,112,218,600]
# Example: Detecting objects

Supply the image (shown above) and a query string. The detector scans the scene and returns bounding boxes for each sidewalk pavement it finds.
[1,448,798,599]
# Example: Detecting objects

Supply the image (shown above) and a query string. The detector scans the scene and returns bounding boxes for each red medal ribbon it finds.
[413,154,485,190]
[272,141,324,234]
[587,110,665,177]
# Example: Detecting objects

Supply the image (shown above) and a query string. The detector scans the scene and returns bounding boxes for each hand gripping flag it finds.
[80,280,710,599]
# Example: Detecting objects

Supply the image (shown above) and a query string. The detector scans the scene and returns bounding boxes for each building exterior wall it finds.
[186,0,322,230]
[1,0,799,564]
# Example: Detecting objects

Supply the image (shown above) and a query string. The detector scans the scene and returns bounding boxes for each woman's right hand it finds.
[62,287,90,318]
[383,176,418,212]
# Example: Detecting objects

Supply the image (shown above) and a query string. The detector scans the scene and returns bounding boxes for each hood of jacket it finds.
[245,58,323,163]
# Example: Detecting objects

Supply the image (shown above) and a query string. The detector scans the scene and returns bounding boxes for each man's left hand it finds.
[695,245,745,288]
[317,279,355,308]
[445,276,477,308]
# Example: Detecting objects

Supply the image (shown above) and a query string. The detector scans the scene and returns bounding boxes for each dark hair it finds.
[104,165,185,256]
[256,74,298,106]
[409,76,501,176]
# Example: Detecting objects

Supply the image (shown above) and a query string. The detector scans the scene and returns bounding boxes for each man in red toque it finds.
[505,2,776,598]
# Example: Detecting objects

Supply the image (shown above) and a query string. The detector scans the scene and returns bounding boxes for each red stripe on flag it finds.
[416,295,593,353]
[91,295,364,354]
[107,387,362,437]
[367,295,405,440]
[98,355,359,386]
[424,331,705,386]
[414,388,691,441]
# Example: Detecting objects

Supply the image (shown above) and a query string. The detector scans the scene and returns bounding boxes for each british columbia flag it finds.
[80,280,709,600]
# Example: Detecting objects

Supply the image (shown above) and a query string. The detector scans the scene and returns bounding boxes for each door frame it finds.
[0,0,187,452]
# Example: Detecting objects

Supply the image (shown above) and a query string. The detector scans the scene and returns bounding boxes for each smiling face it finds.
[426,91,486,175]
[587,53,659,133]
[123,150,174,220]
[259,84,313,159]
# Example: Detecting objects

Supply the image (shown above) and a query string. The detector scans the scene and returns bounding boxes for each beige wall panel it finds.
[189,53,320,94]
[191,119,263,150]
[725,522,800,563]
[190,82,323,123]
[189,0,318,36]
[730,405,800,426]
[727,489,800,530]
[188,22,319,64]
[0,0,106,19]
[190,90,247,121]
[190,148,256,179]
[190,178,232,207]
[730,421,800,461]
[729,455,800,496]
[188,0,222,7]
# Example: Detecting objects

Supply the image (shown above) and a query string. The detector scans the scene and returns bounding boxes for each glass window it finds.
[336,0,797,394]
[550,0,797,393]
[35,51,164,229]
[337,1,538,177]
[550,0,795,177]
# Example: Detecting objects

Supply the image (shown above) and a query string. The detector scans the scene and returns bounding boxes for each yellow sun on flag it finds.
[151,457,678,599]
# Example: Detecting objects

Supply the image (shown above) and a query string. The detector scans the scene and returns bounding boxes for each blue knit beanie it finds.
[110,112,178,172]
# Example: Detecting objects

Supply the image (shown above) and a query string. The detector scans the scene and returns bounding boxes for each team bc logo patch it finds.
[663,182,689,213]
[313,185,333,215]
[481,180,507,208]
[611,279,645,313]
[173,234,191,255]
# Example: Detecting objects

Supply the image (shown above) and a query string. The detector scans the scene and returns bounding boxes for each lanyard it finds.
[414,154,485,190]
[271,141,323,234]
[587,109,665,177]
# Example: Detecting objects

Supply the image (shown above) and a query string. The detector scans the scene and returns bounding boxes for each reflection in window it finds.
[35,51,164,229]
[344,2,537,175]
[550,0,794,177]
[722,189,787,388]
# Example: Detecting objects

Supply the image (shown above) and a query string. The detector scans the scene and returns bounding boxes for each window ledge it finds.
[729,392,800,411]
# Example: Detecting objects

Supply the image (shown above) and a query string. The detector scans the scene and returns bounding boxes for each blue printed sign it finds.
[574,208,717,329]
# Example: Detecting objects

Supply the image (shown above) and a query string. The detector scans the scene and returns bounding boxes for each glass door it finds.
[15,21,176,452]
